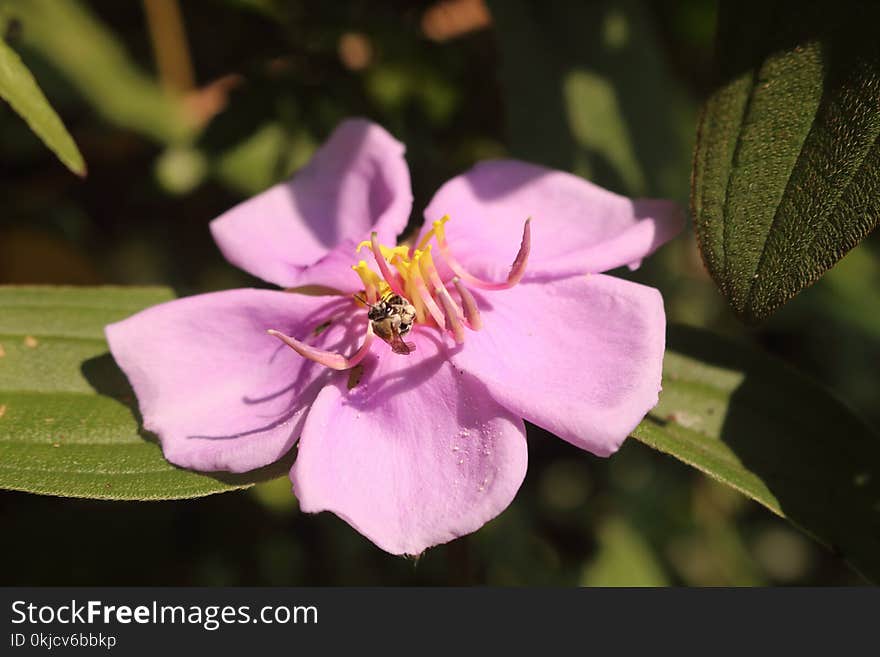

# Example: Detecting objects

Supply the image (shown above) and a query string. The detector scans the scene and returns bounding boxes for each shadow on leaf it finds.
[80,352,293,490]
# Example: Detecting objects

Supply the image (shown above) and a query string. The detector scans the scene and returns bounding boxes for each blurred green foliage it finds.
[1,0,876,586]
[4,0,194,144]
[489,0,696,200]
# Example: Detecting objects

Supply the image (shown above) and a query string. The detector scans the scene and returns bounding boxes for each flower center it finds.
[267,215,531,370]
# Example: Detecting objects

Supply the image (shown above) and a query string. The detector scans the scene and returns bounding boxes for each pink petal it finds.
[423,159,683,280]
[106,289,358,473]
[291,331,528,555]
[450,274,666,457]
[210,119,413,288]
[282,239,367,294]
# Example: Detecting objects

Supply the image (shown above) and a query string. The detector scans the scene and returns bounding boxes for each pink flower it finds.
[106,119,683,555]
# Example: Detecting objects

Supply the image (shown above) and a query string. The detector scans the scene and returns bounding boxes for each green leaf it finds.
[0,286,285,500]
[0,38,85,175]
[692,1,880,322]
[633,325,880,582]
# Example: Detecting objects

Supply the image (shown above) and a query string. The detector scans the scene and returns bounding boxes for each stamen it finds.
[368,232,407,298]
[419,248,451,297]
[352,260,380,303]
[415,224,438,252]
[357,241,409,261]
[401,271,426,324]
[341,214,529,357]
[436,286,465,343]
[452,277,482,330]
[420,248,467,325]
[416,240,485,337]
[434,216,531,291]
[267,324,374,371]
[408,251,446,328]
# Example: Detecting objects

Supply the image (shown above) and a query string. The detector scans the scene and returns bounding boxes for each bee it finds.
[356,291,417,355]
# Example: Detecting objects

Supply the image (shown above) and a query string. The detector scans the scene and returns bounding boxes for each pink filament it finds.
[423,259,449,297]
[363,280,378,304]
[267,325,374,370]
[436,218,531,291]
[436,286,465,343]
[410,267,447,328]
[434,280,463,323]
[369,232,407,297]
[452,277,482,330]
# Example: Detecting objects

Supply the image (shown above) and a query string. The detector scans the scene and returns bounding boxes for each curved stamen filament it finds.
[452,277,482,330]
[434,216,531,291]
[419,248,471,329]
[437,286,465,343]
[419,249,449,298]
[410,265,446,327]
[368,232,407,298]
[267,324,374,371]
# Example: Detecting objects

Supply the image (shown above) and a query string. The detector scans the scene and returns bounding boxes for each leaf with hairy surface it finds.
[693,0,880,322]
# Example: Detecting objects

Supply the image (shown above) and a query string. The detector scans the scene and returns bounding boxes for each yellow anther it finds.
[360,240,410,261]
[432,215,450,239]
[386,245,410,260]
[352,260,382,303]
[417,215,450,251]
[418,247,440,286]
[418,245,435,268]
[352,260,380,285]
[391,253,411,275]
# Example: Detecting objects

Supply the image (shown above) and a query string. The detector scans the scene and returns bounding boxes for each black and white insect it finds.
[359,291,417,355]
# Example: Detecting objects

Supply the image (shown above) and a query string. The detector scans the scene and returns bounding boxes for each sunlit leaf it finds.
[692,1,880,322]
[633,325,880,582]
[0,38,85,175]
[0,286,285,500]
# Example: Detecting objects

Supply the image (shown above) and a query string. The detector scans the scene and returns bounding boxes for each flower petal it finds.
[291,332,528,555]
[423,159,683,280]
[106,289,359,473]
[211,119,413,287]
[283,239,366,294]
[450,274,666,457]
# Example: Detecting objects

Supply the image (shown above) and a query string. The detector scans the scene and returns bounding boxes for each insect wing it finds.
[388,328,416,355]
